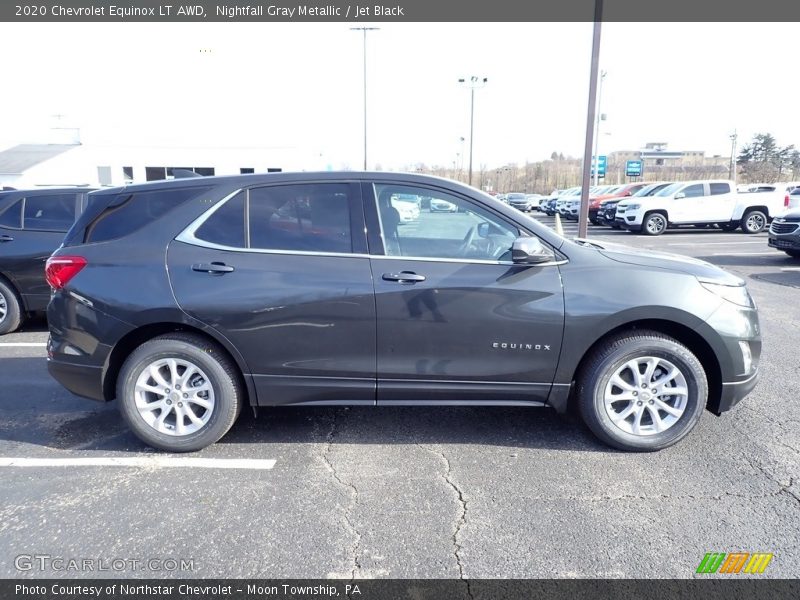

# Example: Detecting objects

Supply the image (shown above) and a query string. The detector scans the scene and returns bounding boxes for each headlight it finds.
[700,282,755,308]
[626,204,641,210]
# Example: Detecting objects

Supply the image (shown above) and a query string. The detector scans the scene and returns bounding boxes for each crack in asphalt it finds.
[319,412,362,584]
[418,444,473,600]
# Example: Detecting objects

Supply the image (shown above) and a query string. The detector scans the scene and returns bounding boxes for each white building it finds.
[0,131,322,189]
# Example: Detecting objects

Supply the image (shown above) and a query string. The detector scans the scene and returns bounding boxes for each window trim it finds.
[177,181,566,267]
[177,182,367,257]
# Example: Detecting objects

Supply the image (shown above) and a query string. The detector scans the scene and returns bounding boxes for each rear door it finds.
[365,181,565,404]
[0,191,80,311]
[168,181,377,406]
[706,182,735,220]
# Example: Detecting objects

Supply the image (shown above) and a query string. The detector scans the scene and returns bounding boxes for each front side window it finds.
[681,184,705,198]
[23,194,75,231]
[374,184,518,261]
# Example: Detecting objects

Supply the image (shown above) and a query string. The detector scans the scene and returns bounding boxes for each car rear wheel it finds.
[741,209,767,234]
[642,213,667,236]
[117,333,243,452]
[577,331,707,451]
[0,280,23,335]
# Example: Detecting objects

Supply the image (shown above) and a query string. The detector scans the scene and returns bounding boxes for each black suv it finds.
[46,173,761,452]
[0,187,95,333]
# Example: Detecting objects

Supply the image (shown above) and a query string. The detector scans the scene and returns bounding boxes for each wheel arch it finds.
[556,318,722,416]
[102,322,256,406]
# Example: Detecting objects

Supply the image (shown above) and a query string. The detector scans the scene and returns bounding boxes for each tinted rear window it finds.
[709,183,731,195]
[23,193,76,231]
[83,186,211,243]
[0,198,22,228]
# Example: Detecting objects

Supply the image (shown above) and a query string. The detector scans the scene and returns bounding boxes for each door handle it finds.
[0,234,13,242]
[382,271,426,283]
[192,262,235,274]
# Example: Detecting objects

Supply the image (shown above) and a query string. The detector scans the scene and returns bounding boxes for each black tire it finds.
[785,250,800,259]
[116,333,243,452]
[0,279,23,335]
[741,209,767,234]
[642,212,668,236]
[576,331,707,452]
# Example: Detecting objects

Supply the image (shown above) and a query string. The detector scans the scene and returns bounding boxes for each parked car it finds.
[0,187,95,334]
[506,192,533,212]
[47,172,760,453]
[737,181,800,218]
[429,197,458,212]
[597,183,672,228]
[391,195,420,222]
[786,187,800,210]
[588,183,650,225]
[767,209,800,258]
[615,179,780,235]
[526,194,544,211]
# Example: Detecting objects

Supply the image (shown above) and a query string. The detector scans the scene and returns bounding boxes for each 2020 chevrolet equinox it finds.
[46,172,761,452]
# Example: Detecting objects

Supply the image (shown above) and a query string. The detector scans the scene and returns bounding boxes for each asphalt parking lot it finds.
[1,215,799,580]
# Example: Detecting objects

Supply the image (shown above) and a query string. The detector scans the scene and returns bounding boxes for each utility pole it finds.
[578,0,604,239]
[459,76,488,188]
[592,70,607,187]
[351,27,379,170]
[729,130,738,183]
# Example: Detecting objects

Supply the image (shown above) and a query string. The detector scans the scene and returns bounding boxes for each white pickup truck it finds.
[614,179,792,235]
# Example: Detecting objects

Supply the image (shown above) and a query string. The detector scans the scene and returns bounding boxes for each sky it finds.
[0,21,795,170]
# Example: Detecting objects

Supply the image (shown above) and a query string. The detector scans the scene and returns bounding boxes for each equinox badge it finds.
[492,342,551,351]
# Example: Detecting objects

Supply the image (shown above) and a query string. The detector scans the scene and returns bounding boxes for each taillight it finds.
[785,194,790,207]
[45,256,87,290]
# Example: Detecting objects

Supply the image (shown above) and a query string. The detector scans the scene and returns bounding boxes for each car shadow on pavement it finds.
[0,354,606,453]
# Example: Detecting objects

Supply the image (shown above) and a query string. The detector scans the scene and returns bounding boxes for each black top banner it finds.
[2,0,800,22]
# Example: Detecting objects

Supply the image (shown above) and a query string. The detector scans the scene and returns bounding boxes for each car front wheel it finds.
[642,213,668,236]
[117,333,243,452]
[577,331,707,451]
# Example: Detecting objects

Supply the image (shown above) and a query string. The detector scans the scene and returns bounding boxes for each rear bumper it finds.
[47,356,106,402]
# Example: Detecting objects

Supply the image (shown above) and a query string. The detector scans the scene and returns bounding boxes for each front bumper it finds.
[716,369,759,414]
[768,235,800,251]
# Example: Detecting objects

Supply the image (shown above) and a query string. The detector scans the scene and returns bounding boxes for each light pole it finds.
[459,76,488,187]
[729,130,738,183]
[592,70,607,187]
[351,27,379,170]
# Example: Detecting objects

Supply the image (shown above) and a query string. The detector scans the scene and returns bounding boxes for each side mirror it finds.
[625,191,633,196]
[674,192,686,199]
[512,237,553,265]
[477,222,490,238]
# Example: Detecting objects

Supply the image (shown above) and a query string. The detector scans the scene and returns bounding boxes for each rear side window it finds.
[23,194,76,231]
[709,183,731,195]
[250,184,352,253]
[193,183,353,254]
[195,192,246,248]
[84,186,211,243]
[0,199,22,228]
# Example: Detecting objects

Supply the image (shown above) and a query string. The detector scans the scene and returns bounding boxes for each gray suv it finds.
[768,209,800,258]
[46,172,760,452]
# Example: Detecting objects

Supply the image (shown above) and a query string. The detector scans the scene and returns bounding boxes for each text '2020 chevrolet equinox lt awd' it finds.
[46,172,761,452]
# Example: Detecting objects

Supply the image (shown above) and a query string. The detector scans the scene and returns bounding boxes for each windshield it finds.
[655,182,683,197]
[633,183,666,197]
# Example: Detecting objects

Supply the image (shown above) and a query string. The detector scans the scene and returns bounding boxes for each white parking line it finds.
[0,457,277,469]
[0,342,47,347]
[780,267,800,272]
[668,241,766,246]
[711,252,778,256]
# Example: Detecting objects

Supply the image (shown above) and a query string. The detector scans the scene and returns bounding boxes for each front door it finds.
[168,182,377,406]
[365,182,565,404]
